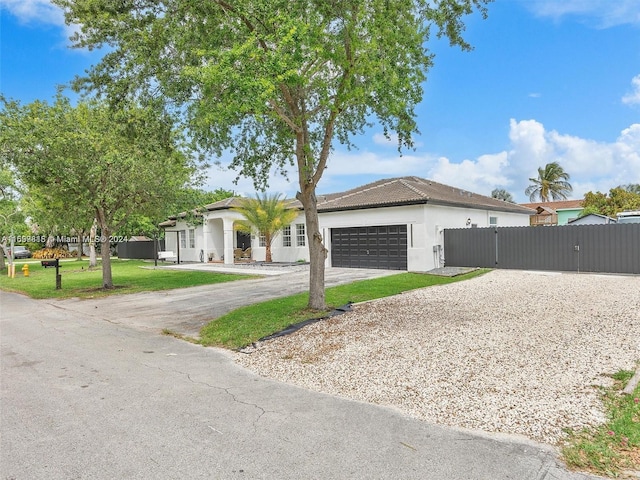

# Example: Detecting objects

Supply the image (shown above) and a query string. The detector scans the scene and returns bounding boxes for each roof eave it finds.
[318,198,533,214]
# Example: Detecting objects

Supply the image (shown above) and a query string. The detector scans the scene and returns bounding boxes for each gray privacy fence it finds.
[444,223,640,274]
[117,239,165,260]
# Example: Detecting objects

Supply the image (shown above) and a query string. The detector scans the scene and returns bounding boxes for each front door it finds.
[236,231,251,250]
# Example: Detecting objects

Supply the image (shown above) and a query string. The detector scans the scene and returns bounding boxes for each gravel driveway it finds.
[236,269,640,445]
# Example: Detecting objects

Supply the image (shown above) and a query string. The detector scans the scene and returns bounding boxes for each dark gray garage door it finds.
[331,225,407,270]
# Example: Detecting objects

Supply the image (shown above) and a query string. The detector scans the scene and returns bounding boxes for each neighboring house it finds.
[568,214,617,225]
[520,200,584,226]
[161,176,534,271]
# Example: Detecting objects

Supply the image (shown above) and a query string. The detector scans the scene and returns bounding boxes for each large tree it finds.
[525,162,573,202]
[56,0,491,309]
[0,95,194,288]
[582,187,640,218]
[22,182,96,260]
[232,193,299,263]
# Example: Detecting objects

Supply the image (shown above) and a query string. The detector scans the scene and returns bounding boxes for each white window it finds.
[296,224,306,246]
[489,216,498,227]
[179,230,186,248]
[282,226,291,247]
[259,231,266,247]
[189,229,195,248]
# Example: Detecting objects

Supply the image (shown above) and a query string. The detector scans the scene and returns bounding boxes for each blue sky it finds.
[1,0,640,203]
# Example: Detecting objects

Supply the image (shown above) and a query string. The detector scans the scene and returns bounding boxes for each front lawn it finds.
[198,269,488,349]
[0,259,255,299]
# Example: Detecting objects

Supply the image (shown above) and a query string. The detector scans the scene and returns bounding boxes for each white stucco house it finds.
[160,176,534,271]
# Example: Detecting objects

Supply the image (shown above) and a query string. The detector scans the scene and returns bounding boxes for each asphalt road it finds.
[1,271,602,480]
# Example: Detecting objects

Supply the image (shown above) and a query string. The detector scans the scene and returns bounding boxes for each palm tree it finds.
[232,193,299,263]
[525,162,573,202]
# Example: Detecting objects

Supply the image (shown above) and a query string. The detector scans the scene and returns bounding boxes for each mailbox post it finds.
[41,259,61,289]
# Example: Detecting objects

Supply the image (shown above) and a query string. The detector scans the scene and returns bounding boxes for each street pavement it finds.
[1,267,603,479]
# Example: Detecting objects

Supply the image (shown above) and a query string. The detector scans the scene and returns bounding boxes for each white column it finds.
[223,217,234,265]
[202,216,209,262]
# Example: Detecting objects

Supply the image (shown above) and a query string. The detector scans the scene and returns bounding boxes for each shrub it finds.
[32,247,75,259]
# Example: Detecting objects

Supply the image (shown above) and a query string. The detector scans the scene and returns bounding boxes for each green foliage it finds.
[491,188,514,203]
[577,205,602,218]
[0,94,196,287]
[582,187,640,218]
[115,187,235,237]
[22,181,94,246]
[525,162,573,202]
[199,269,488,349]
[232,193,299,262]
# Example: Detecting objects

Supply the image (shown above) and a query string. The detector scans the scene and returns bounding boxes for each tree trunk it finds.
[89,219,97,268]
[297,190,326,310]
[0,244,6,270]
[100,225,113,289]
[76,229,84,260]
[265,234,272,263]
[95,210,113,288]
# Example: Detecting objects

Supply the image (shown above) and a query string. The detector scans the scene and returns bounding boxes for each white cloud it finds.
[523,0,640,28]
[490,119,640,201]
[372,132,399,146]
[622,75,640,105]
[1,0,82,48]
[428,153,511,194]
[326,150,433,176]
[1,0,65,26]
[202,121,640,203]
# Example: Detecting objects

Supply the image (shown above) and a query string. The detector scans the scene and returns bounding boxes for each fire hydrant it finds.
[22,263,30,277]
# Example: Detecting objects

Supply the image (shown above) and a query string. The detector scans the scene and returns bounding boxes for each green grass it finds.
[199,269,488,349]
[0,259,255,299]
[562,369,640,477]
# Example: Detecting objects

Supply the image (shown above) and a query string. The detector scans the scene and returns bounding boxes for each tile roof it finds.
[204,196,303,211]
[520,199,583,211]
[316,177,535,214]
[161,177,535,227]
[204,196,245,211]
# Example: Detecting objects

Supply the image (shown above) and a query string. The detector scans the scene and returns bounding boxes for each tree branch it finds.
[268,99,300,132]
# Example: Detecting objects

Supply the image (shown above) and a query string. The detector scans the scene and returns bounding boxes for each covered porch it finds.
[202,213,254,265]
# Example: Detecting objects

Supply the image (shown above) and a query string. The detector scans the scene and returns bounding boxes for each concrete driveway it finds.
[43,265,400,338]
